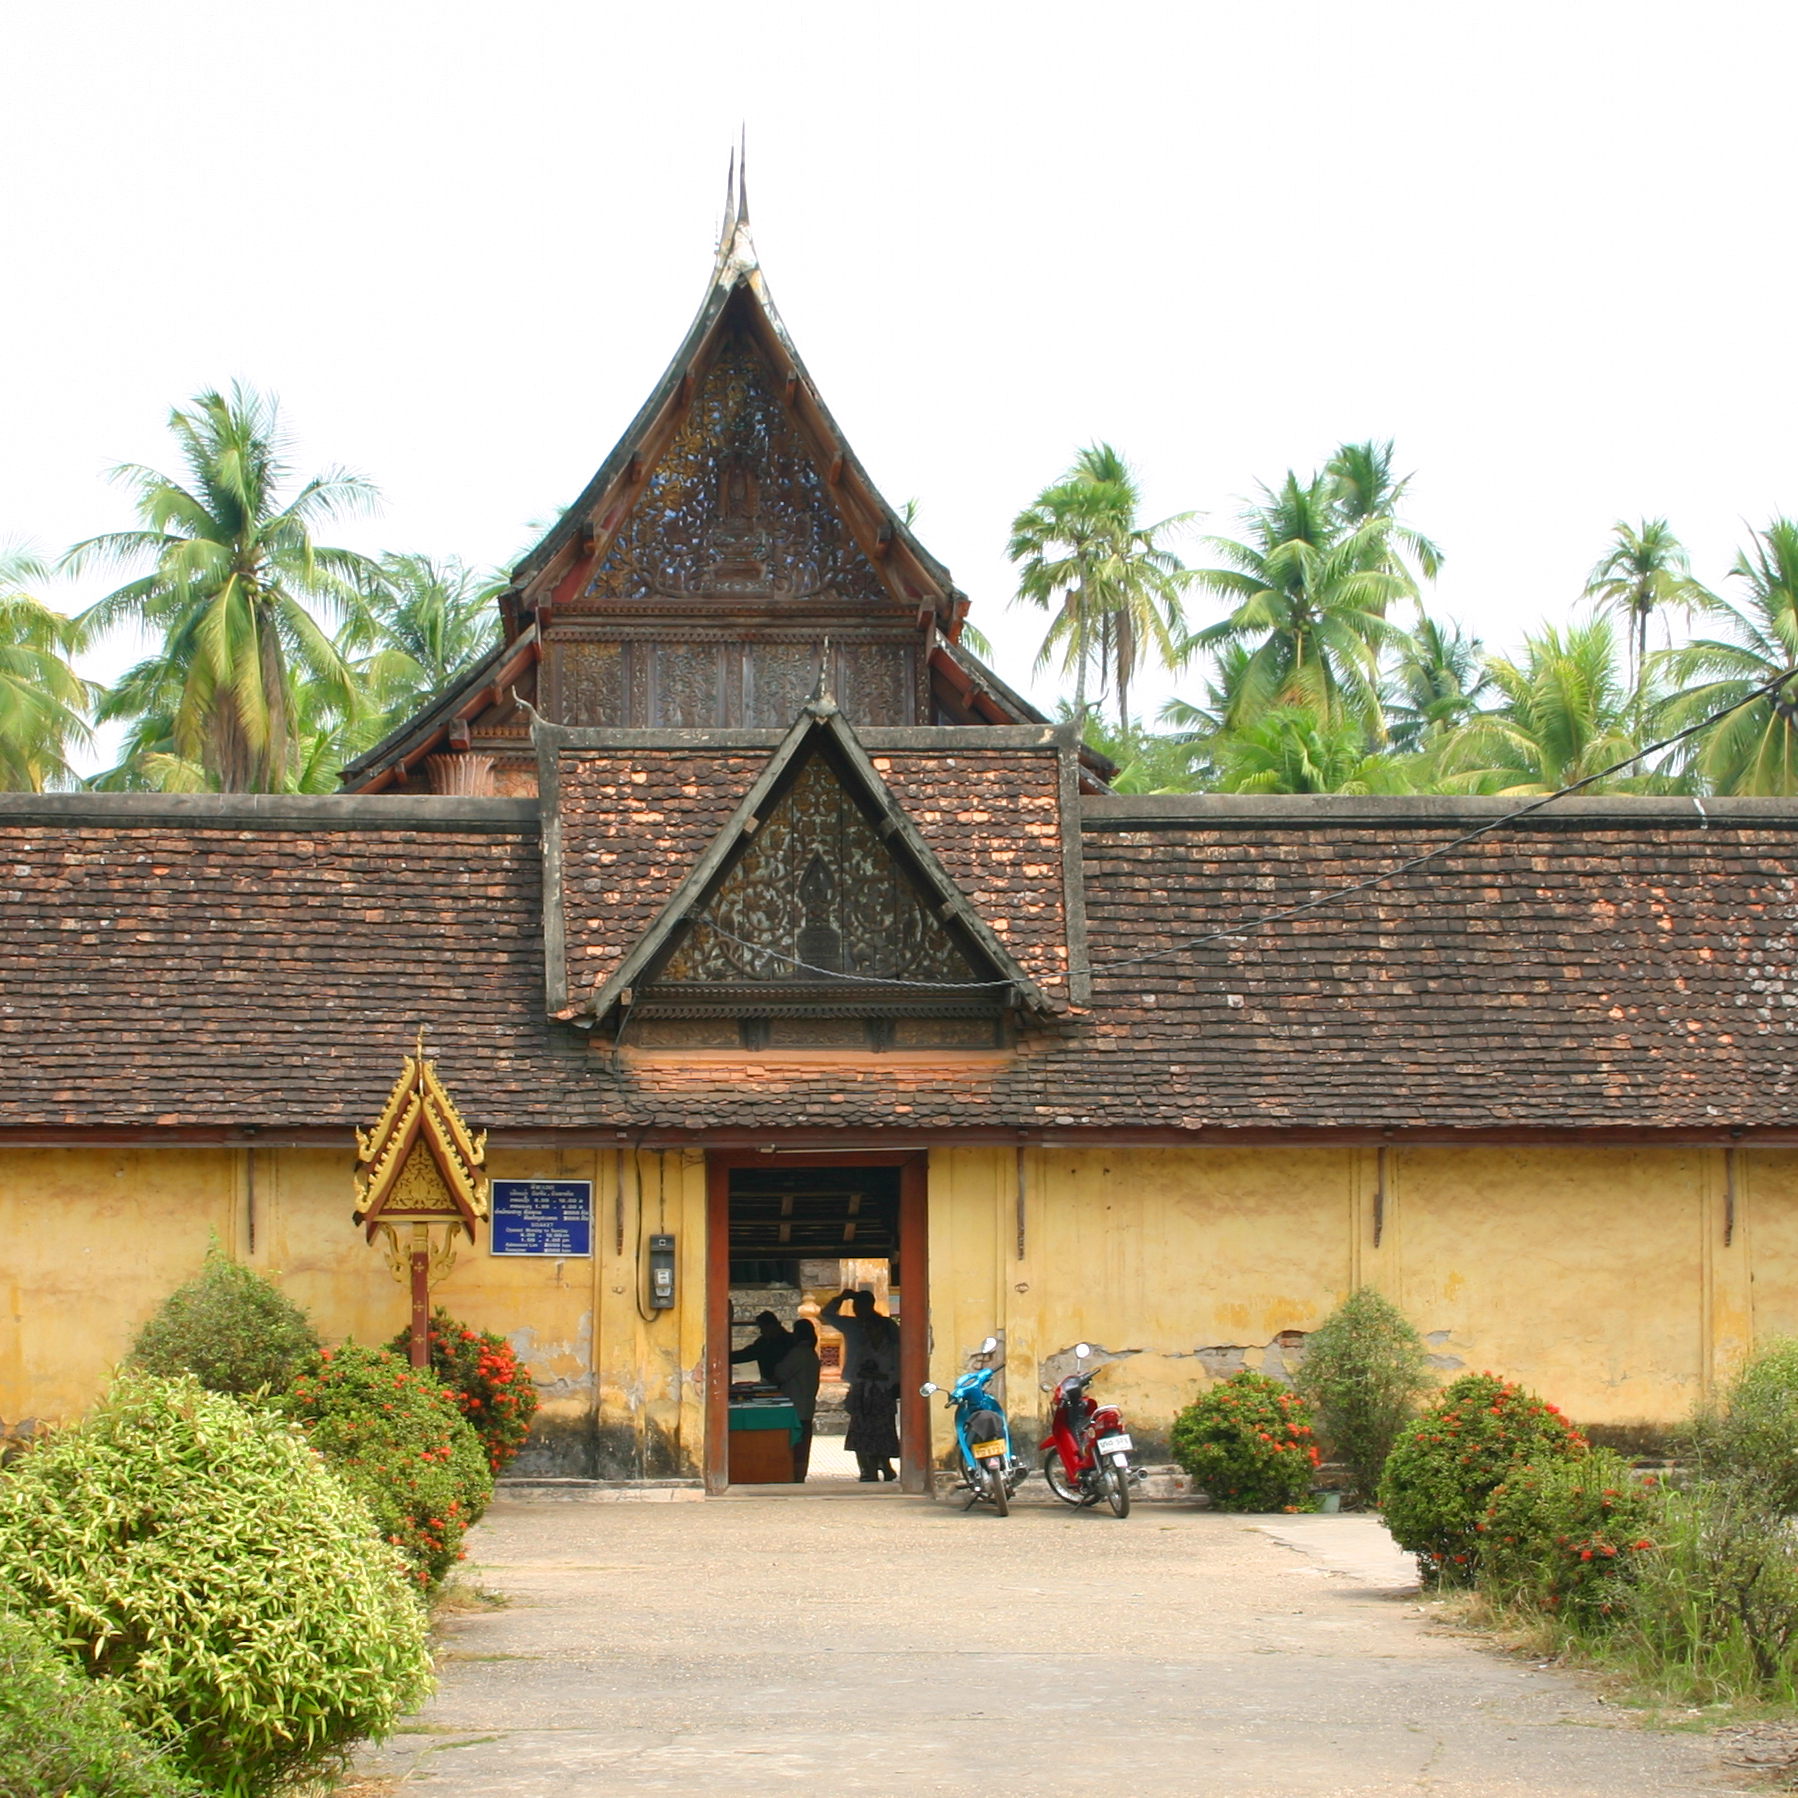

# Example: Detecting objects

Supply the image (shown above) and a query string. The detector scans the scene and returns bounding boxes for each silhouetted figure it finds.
[730,1310,794,1384]
[772,1319,822,1482]
[821,1288,900,1481]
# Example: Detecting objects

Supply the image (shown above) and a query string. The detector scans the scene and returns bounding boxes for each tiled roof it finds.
[3,791,1795,1136]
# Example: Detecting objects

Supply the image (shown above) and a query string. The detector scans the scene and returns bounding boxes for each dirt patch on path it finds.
[359,1493,1742,1797]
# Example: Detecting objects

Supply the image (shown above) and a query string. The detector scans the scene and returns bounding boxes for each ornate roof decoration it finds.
[574,702,1055,1027]
[352,1032,490,1241]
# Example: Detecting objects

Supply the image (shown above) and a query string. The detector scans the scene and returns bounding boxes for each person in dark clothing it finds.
[820,1288,900,1481]
[729,1310,794,1384]
[771,1319,822,1482]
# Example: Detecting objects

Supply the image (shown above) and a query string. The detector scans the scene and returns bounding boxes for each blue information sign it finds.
[489,1180,593,1257]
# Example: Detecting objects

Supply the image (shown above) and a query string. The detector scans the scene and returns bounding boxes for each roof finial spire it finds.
[736,123,750,227]
[718,144,739,257]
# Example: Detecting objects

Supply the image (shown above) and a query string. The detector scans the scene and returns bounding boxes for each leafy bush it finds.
[282,1342,492,1589]
[1687,1337,1798,1512]
[1618,1480,1798,1702]
[1476,1447,1657,1624]
[1378,1372,1586,1582]
[128,1245,318,1397]
[0,1374,432,1797]
[1294,1287,1433,1506]
[0,1605,202,1798]
[388,1308,540,1475]
[1169,1370,1320,1511]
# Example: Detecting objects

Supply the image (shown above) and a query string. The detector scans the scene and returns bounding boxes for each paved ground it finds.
[359,1489,1745,1797]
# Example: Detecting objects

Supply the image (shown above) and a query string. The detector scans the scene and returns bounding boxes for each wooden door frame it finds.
[705,1150,930,1494]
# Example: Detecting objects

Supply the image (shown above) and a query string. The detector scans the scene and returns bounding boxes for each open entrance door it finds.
[705,1152,928,1493]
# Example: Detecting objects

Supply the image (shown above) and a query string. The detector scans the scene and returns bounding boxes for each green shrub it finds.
[282,1342,492,1590]
[1617,1480,1798,1702]
[1294,1287,1433,1506]
[1687,1337,1798,1511]
[0,1374,432,1797]
[0,1605,202,1798]
[128,1245,318,1397]
[1378,1371,1586,1583]
[1169,1370,1320,1511]
[1476,1447,1657,1625]
[387,1309,541,1475]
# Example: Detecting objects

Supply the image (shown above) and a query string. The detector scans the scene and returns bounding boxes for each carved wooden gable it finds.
[542,324,924,732]
[583,331,892,613]
[572,705,1051,1051]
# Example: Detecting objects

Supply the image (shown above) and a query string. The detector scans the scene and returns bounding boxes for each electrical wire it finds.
[1089,664,1798,976]
[696,919,1014,989]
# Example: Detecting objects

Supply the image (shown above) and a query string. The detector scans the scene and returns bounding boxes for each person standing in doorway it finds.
[771,1318,821,1482]
[821,1288,900,1481]
[729,1310,794,1384]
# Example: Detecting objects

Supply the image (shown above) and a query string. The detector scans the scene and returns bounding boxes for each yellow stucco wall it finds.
[0,1145,707,1478]
[921,1144,1798,1459]
[6,1141,1798,1461]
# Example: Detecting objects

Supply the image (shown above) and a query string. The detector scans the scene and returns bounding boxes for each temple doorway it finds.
[705,1153,928,1493]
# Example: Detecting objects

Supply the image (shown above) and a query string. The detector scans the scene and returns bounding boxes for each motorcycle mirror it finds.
[919,1381,939,1397]
[1075,1342,1092,1360]
[1040,1381,1052,1393]
[980,1335,999,1354]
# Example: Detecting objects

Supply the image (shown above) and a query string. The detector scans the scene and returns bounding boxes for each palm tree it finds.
[1183,474,1408,735]
[1656,518,1798,795]
[344,553,502,738]
[1213,703,1417,795]
[1385,616,1491,754]
[0,548,95,790]
[1433,617,1647,795]
[1009,444,1189,732]
[1583,518,1708,702]
[1326,439,1443,587]
[65,383,378,792]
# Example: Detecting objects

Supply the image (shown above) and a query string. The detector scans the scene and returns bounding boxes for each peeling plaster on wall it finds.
[1424,1330,1466,1372]
[510,1312,595,1399]
[1038,1343,1140,1388]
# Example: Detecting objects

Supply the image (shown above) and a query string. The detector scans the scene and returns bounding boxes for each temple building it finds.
[5,181,1798,1487]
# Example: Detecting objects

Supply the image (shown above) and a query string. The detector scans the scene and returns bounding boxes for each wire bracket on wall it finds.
[1373,1145,1389,1248]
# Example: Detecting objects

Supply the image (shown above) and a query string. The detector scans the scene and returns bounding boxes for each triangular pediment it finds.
[580,322,898,615]
[582,705,1051,1026]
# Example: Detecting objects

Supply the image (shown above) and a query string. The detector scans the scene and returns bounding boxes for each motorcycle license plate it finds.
[1097,1433,1133,1455]
[971,1440,1006,1459]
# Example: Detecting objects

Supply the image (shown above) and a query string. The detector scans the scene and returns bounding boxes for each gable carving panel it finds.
[583,334,893,610]
[654,756,980,993]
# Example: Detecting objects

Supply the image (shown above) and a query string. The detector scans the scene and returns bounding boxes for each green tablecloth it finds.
[728,1399,801,1448]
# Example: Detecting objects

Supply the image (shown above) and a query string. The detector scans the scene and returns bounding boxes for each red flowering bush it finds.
[1169,1370,1321,1511]
[281,1343,493,1591]
[1477,1447,1657,1624]
[1379,1372,1587,1583]
[387,1309,540,1475]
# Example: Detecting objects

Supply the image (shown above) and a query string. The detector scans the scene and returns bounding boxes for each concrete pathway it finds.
[358,1492,1742,1797]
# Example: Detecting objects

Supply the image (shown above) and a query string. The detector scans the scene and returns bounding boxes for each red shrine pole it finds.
[409,1236,432,1369]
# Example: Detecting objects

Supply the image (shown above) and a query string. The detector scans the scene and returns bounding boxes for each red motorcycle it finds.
[1041,1342,1138,1517]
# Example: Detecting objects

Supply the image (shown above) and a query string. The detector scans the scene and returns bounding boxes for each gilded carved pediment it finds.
[352,1036,490,1240]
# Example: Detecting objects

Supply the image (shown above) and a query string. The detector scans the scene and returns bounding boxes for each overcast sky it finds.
[4,1,1794,755]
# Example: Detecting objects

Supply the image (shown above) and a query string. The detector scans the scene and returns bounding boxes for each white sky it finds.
[4,1,1794,761]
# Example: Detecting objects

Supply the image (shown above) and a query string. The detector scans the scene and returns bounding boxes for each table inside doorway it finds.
[728,1399,801,1483]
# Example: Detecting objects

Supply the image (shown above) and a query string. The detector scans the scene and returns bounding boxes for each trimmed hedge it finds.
[0,1374,431,1797]
[1379,1371,1587,1582]
[128,1246,318,1398]
[1169,1370,1320,1511]
[282,1342,492,1590]
[388,1309,540,1475]
[1477,1447,1656,1623]
[0,1606,201,1798]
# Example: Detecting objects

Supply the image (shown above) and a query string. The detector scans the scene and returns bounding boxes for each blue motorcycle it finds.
[920,1335,1027,1515]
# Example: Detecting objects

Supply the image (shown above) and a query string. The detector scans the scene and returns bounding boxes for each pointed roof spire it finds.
[714,129,757,278]
[717,145,738,257]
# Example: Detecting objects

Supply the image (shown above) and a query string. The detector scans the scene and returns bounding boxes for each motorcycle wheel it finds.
[986,1461,1010,1516]
[1041,1454,1082,1505]
[1102,1456,1131,1518]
